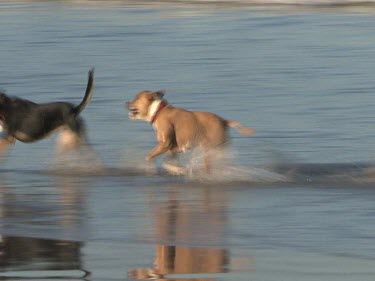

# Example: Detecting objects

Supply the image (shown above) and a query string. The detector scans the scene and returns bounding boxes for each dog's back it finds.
[158,107,228,150]
[5,100,76,142]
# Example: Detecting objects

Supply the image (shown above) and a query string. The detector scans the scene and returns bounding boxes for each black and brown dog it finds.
[0,68,94,155]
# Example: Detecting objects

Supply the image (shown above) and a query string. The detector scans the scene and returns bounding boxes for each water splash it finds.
[120,149,160,175]
[181,148,289,183]
[47,146,104,175]
[189,164,290,183]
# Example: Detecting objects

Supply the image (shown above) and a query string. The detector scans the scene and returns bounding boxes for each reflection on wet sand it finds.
[130,245,228,280]
[129,186,230,280]
[0,236,90,279]
[0,177,90,279]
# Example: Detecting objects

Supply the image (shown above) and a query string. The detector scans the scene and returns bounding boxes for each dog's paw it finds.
[162,163,186,176]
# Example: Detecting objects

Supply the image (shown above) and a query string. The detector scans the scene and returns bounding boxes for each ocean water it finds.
[1,1,375,280]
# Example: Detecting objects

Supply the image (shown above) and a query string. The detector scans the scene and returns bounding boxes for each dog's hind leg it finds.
[56,117,87,154]
[56,128,82,155]
[203,153,212,174]
[202,146,225,174]
[162,149,186,176]
[165,150,178,165]
[163,163,186,175]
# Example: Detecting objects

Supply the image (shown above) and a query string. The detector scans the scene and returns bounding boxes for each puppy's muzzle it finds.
[126,101,139,119]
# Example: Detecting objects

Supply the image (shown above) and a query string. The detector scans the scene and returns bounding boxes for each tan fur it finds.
[127,91,255,173]
[56,127,83,155]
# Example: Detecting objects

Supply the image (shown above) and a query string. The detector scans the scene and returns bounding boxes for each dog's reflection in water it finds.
[0,177,91,279]
[129,245,228,280]
[129,186,230,280]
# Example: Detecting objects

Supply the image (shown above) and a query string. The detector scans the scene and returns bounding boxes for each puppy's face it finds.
[127,91,164,121]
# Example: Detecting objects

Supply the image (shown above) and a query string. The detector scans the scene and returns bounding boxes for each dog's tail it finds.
[74,68,95,115]
[226,120,255,135]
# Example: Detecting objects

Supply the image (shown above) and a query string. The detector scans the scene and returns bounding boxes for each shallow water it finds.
[1,1,375,280]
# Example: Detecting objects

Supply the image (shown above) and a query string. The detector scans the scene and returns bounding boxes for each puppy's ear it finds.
[0,92,9,104]
[155,90,165,99]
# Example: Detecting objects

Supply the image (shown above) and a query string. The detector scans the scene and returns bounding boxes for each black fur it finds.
[0,68,94,143]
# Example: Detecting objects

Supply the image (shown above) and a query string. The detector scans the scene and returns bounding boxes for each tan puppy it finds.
[126,90,255,174]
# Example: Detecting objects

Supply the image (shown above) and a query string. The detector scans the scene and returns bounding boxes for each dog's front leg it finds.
[0,136,15,156]
[146,130,173,162]
[144,142,170,175]
[146,142,172,162]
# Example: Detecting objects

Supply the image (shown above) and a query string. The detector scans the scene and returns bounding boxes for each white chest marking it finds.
[147,100,163,122]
